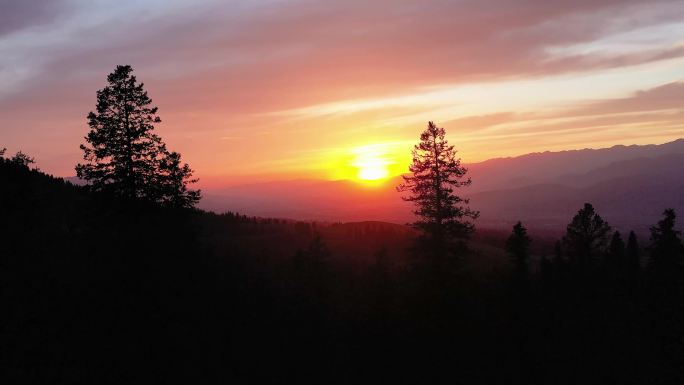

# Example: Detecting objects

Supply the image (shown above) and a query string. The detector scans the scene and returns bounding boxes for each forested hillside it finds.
[3,151,684,384]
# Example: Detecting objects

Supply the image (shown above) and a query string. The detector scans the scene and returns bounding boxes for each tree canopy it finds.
[563,203,611,271]
[398,121,478,261]
[648,208,683,270]
[76,65,200,207]
[506,221,532,274]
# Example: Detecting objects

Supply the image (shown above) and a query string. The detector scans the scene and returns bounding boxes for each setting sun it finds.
[358,163,388,180]
[352,144,392,182]
[323,142,410,184]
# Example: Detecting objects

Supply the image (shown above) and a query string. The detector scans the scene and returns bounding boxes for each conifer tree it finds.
[156,151,201,208]
[506,221,532,274]
[624,230,641,288]
[76,65,199,206]
[607,231,626,269]
[397,121,478,261]
[648,209,683,270]
[563,203,611,271]
[626,230,640,271]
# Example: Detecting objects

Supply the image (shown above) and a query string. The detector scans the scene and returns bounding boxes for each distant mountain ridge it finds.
[195,138,684,232]
[466,139,684,192]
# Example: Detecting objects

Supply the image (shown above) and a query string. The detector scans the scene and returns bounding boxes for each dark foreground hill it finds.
[2,158,684,384]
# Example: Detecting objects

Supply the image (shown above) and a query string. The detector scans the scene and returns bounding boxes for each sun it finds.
[358,160,389,181]
[352,144,391,182]
[327,142,406,184]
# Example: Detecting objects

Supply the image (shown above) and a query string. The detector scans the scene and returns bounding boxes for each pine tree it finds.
[624,230,641,289]
[156,151,201,208]
[506,221,532,275]
[397,121,478,261]
[626,230,640,271]
[648,209,683,270]
[607,231,626,270]
[563,203,611,272]
[76,65,199,206]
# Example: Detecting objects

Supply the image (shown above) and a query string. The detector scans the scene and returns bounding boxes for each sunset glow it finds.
[2,1,684,189]
[5,2,684,381]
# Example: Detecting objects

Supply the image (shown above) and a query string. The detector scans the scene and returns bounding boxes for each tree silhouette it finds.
[563,203,611,272]
[506,221,532,275]
[397,121,478,262]
[10,151,36,168]
[7,144,684,383]
[76,65,199,206]
[155,151,201,208]
[648,209,683,270]
[626,231,640,271]
[623,230,641,290]
[607,231,626,269]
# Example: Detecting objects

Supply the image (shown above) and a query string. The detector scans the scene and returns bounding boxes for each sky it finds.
[2,0,684,187]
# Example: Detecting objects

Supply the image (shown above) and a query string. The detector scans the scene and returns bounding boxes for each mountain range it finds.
[200,139,684,234]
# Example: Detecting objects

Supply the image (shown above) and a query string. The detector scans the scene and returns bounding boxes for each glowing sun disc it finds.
[352,144,391,182]
[358,164,389,180]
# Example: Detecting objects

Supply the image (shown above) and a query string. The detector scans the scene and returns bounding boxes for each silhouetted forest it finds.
[2,149,684,384]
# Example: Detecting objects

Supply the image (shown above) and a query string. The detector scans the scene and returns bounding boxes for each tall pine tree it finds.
[648,209,683,270]
[76,65,199,207]
[506,221,532,275]
[606,231,626,270]
[398,121,478,261]
[563,203,611,272]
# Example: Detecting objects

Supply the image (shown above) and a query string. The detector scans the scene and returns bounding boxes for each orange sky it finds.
[2,0,684,188]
